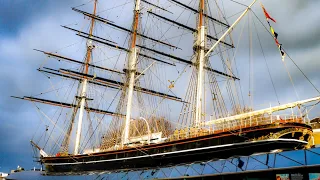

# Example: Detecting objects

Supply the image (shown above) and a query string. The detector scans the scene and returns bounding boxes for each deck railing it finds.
[171,115,306,141]
[209,115,304,133]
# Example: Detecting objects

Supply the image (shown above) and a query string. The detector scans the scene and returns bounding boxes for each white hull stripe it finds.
[46,139,306,166]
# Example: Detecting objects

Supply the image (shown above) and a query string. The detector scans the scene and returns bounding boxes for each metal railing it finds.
[209,115,303,133]
[170,115,306,141]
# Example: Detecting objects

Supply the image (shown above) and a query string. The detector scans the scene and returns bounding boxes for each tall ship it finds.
[12,0,319,173]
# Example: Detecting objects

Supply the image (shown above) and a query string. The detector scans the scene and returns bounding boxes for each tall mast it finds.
[74,0,97,155]
[195,0,206,127]
[123,0,141,146]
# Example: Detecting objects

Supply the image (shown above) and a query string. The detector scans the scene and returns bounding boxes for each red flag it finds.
[274,37,280,46]
[261,4,276,23]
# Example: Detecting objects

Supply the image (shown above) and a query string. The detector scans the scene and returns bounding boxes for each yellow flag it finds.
[270,26,275,36]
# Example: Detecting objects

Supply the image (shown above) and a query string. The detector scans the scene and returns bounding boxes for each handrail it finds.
[172,116,306,141]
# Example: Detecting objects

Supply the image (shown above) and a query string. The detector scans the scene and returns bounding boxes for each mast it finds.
[195,0,206,127]
[123,0,141,146]
[74,0,97,155]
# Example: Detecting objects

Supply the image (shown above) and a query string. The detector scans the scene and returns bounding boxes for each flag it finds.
[270,26,280,46]
[274,37,280,46]
[261,3,285,61]
[279,45,286,61]
[261,4,276,23]
[270,26,278,38]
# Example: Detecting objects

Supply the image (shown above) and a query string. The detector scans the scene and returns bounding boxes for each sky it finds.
[1,0,320,174]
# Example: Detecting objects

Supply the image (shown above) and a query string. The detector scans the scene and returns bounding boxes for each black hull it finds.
[43,122,311,173]
[44,139,307,174]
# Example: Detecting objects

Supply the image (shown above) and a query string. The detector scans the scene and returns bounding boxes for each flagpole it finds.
[204,0,257,58]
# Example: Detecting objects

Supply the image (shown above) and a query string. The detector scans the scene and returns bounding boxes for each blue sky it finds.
[1,0,320,174]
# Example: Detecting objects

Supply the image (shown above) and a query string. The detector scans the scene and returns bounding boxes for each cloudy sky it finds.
[0,0,320,174]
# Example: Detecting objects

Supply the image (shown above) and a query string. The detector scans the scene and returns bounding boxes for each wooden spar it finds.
[34,49,124,74]
[147,11,234,48]
[199,0,204,27]
[204,67,239,80]
[11,96,125,117]
[168,0,230,28]
[130,7,139,49]
[74,0,97,155]
[38,67,185,102]
[148,11,195,30]
[84,1,96,74]
[204,0,257,58]
[61,26,116,44]
[72,8,179,49]
[72,8,114,23]
[136,45,239,80]
[138,54,175,66]
[203,96,320,126]
[38,68,119,89]
[77,34,129,51]
[137,45,190,64]
[77,34,176,66]
[38,35,237,80]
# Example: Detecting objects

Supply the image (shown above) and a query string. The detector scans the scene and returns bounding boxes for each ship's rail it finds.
[209,115,304,132]
[171,115,308,141]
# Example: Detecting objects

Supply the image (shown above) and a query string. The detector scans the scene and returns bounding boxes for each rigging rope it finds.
[81,89,122,152]
[252,11,280,105]
[97,1,133,15]
[250,10,320,95]
[284,51,320,95]
[42,77,77,150]
[228,13,247,107]
[282,61,300,101]
[248,12,254,109]
[82,22,132,150]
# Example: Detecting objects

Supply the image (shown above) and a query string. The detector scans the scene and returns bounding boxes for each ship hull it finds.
[43,122,311,173]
